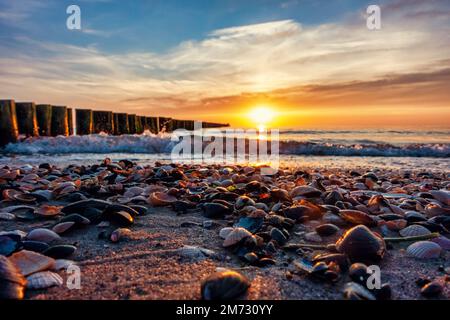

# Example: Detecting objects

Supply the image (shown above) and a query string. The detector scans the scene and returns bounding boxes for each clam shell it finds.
[429,190,450,206]
[406,241,441,259]
[26,271,63,290]
[339,210,377,226]
[336,225,385,263]
[235,196,255,210]
[26,228,61,243]
[201,269,250,300]
[9,250,55,276]
[0,212,15,221]
[399,225,431,237]
[431,236,450,250]
[43,245,77,259]
[223,227,252,247]
[13,193,37,203]
[290,185,322,198]
[0,255,26,300]
[219,227,234,239]
[35,205,62,217]
[52,222,76,234]
[148,192,177,206]
[110,228,132,243]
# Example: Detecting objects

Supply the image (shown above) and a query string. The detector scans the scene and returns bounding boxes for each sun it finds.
[247,106,276,130]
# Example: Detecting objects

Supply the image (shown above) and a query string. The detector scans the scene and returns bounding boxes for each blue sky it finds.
[0,0,449,128]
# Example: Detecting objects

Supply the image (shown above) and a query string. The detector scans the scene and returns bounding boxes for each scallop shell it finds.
[431,236,450,250]
[148,192,177,206]
[9,250,55,276]
[26,228,61,243]
[406,241,442,259]
[26,271,63,290]
[219,227,234,239]
[223,227,252,247]
[35,205,62,217]
[399,225,431,237]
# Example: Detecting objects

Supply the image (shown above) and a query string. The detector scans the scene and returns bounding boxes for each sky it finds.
[0,0,449,129]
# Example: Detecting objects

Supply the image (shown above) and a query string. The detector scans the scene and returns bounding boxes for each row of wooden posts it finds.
[0,99,229,147]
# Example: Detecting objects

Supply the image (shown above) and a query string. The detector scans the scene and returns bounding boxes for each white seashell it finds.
[0,212,15,220]
[26,228,61,243]
[399,225,431,237]
[223,228,252,247]
[219,227,234,239]
[26,271,63,289]
[406,241,442,259]
[176,245,217,260]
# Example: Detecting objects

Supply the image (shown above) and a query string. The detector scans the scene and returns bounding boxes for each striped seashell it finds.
[406,241,442,259]
[26,271,63,290]
[223,227,252,247]
[9,250,55,276]
[26,228,61,243]
[431,236,450,251]
[399,225,431,237]
[219,227,234,239]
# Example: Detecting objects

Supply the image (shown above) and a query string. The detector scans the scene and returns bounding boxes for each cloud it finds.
[0,0,449,123]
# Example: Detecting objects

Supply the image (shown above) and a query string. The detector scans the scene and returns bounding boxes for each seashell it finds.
[335,225,385,263]
[343,282,376,300]
[201,269,250,300]
[176,245,217,260]
[270,188,291,202]
[26,271,63,290]
[234,217,263,233]
[9,250,55,276]
[290,185,322,198]
[339,210,377,227]
[315,223,340,236]
[271,227,288,245]
[420,281,443,297]
[0,235,19,256]
[52,222,76,235]
[0,212,15,221]
[399,225,431,237]
[223,227,252,247]
[406,241,441,259]
[348,263,369,284]
[148,192,177,206]
[429,190,450,206]
[2,189,21,201]
[43,245,77,259]
[124,186,144,197]
[304,231,323,243]
[12,193,37,203]
[0,255,26,299]
[431,236,450,250]
[53,259,76,271]
[35,205,62,217]
[110,228,132,243]
[425,203,450,217]
[235,196,255,210]
[104,210,134,227]
[219,227,234,239]
[201,202,232,219]
[58,213,91,225]
[384,219,407,231]
[26,228,61,243]
[21,241,50,253]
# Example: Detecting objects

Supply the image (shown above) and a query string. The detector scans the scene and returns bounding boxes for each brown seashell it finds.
[0,255,26,300]
[110,228,132,243]
[26,271,63,290]
[339,210,377,226]
[399,225,431,237]
[52,222,76,234]
[12,193,37,203]
[9,250,55,276]
[290,185,322,198]
[223,227,252,247]
[429,190,450,206]
[406,241,441,259]
[35,205,62,217]
[335,225,385,263]
[201,269,250,300]
[148,192,177,206]
[384,219,407,231]
[425,203,450,217]
[26,228,61,243]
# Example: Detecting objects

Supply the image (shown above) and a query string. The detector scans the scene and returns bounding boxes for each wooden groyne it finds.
[0,99,230,145]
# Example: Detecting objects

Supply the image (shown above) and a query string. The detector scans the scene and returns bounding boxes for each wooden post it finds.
[67,108,74,135]
[36,104,52,136]
[51,106,69,136]
[15,102,38,137]
[158,117,172,132]
[135,116,142,134]
[93,111,114,134]
[114,113,129,135]
[128,114,137,134]
[0,100,19,146]
[146,117,158,133]
[76,109,93,135]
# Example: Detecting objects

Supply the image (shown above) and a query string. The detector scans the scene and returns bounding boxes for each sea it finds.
[0,129,449,172]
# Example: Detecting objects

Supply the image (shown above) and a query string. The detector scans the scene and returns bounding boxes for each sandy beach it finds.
[1,160,449,300]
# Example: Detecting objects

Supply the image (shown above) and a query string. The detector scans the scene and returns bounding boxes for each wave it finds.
[1,133,449,158]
